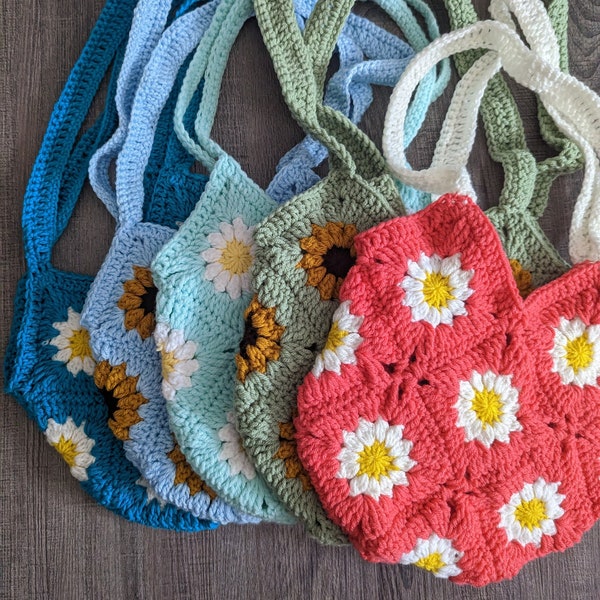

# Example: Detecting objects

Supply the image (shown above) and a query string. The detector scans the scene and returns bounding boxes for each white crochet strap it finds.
[383,17,600,262]
[416,0,562,200]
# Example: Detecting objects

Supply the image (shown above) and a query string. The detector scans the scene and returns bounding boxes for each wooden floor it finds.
[2,1,600,598]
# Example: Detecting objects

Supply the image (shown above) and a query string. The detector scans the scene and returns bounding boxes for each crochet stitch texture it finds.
[155,0,445,528]
[233,0,446,544]
[4,0,215,530]
[81,0,258,524]
[295,196,600,584]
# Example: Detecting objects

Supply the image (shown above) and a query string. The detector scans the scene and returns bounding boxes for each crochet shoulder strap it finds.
[251,0,391,181]
[88,0,178,218]
[383,1,600,262]
[255,0,449,183]
[21,0,137,274]
[114,3,219,227]
[173,0,253,171]
[443,0,582,217]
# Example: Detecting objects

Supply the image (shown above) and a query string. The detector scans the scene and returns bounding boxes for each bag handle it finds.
[88,0,178,219]
[383,13,600,262]
[114,3,220,227]
[439,0,580,216]
[21,0,138,272]
[254,0,448,184]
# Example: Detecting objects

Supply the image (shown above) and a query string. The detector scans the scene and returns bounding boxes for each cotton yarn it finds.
[155,0,447,529]
[4,0,214,530]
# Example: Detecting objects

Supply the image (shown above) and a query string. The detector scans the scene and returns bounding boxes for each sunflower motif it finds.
[117,265,158,339]
[236,295,285,382]
[167,441,217,499]
[273,421,313,491]
[298,222,358,301]
[509,259,533,299]
[93,360,147,441]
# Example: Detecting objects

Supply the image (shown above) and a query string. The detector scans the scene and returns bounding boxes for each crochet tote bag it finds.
[3,0,213,530]
[152,0,428,524]
[233,0,448,544]
[295,0,600,584]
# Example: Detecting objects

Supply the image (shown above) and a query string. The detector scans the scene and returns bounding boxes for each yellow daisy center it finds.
[421,272,454,310]
[471,387,503,427]
[356,440,398,480]
[565,333,594,372]
[415,552,445,574]
[324,322,348,353]
[219,239,253,275]
[514,498,548,531]
[52,436,79,467]
[161,350,178,380]
[69,328,92,360]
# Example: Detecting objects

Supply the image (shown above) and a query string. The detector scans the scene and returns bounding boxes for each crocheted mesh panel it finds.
[295,195,600,584]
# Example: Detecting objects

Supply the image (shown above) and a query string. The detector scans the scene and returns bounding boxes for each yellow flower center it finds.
[565,333,594,372]
[514,498,548,531]
[421,272,454,310]
[161,350,178,380]
[471,387,503,427]
[356,440,399,480]
[219,239,253,275]
[324,322,348,353]
[69,328,92,360]
[415,552,445,574]
[52,436,79,467]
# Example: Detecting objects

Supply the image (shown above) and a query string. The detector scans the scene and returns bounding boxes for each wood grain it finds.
[1,1,600,598]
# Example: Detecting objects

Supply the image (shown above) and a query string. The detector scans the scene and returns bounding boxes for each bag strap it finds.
[254,0,447,184]
[21,0,138,273]
[383,8,600,262]
[443,0,582,217]
[88,0,178,218]
[114,3,219,227]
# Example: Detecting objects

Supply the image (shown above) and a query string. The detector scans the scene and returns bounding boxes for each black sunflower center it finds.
[322,245,355,280]
[100,387,119,421]
[139,284,158,315]
[239,317,259,360]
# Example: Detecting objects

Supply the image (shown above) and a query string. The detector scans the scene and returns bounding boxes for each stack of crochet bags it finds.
[6,0,600,586]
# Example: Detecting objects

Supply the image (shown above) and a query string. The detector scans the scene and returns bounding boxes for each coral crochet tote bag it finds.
[295,0,600,584]
[233,0,448,544]
[153,0,429,524]
[3,0,213,530]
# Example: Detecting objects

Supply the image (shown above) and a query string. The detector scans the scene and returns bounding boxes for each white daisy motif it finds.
[401,534,463,578]
[201,217,256,299]
[217,411,256,480]
[400,252,474,328]
[44,417,96,481]
[48,307,96,376]
[136,477,167,509]
[154,323,199,401]
[312,300,364,378]
[550,316,600,387]
[337,417,416,501]
[455,370,522,448]
[499,478,565,547]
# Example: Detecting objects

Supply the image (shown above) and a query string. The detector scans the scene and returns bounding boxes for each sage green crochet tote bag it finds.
[234,0,411,545]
